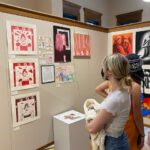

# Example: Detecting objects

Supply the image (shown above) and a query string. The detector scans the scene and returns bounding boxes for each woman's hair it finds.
[102,53,132,86]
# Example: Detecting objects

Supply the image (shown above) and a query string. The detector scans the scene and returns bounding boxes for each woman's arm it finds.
[95,81,110,97]
[131,82,144,149]
[86,109,112,133]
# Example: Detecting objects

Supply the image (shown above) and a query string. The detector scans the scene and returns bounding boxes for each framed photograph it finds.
[9,58,39,91]
[41,65,55,84]
[11,92,40,127]
[7,21,37,55]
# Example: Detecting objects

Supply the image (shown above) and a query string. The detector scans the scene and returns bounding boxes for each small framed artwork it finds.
[7,21,37,55]
[9,58,39,91]
[53,26,71,62]
[11,92,40,127]
[41,65,55,84]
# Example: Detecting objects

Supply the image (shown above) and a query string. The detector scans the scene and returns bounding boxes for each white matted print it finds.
[7,21,37,55]
[11,92,40,127]
[9,58,39,91]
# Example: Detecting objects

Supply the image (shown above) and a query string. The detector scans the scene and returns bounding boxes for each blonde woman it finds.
[86,53,131,150]
[95,53,145,150]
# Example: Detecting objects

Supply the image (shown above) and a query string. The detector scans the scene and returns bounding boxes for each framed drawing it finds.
[7,21,37,55]
[9,58,39,91]
[41,65,55,84]
[136,30,150,64]
[112,32,133,56]
[55,63,74,83]
[74,33,91,57]
[53,26,71,62]
[11,92,40,127]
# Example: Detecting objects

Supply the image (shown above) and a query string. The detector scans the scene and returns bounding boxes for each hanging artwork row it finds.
[7,21,37,55]
[9,58,39,91]
[111,28,150,126]
[11,92,40,127]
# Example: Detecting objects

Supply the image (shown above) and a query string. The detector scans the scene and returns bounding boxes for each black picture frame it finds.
[41,65,55,84]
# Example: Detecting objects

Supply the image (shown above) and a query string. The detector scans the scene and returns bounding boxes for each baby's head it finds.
[86,100,95,110]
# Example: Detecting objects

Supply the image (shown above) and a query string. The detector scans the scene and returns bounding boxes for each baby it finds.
[84,99,105,150]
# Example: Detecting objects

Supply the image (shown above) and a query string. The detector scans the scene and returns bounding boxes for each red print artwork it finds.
[13,62,36,87]
[11,25,34,52]
[74,33,91,57]
[112,33,133,56]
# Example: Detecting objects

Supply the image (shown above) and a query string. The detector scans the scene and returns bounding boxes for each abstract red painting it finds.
[74,33,91,57]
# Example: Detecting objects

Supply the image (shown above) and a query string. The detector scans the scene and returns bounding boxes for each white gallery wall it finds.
[0,11,108,150]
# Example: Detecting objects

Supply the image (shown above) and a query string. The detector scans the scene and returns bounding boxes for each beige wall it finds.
[0,12,108,150]
[51,0,109,27]
[108,0,150,27]
[0,0,36,10]
[1,0,150,28]
[36,0,51,14]
[65,0,109,27]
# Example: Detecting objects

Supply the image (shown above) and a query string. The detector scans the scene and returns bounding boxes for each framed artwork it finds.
[11,92,40,127]
[7,21,37,55]
[136,30,150,64]
[53,26,71,62]
[41,65,55,84]
[112,32,133,56]
[55,63,74,83]
[143,65,150,94]
[141,93,150,125]
[74,33,91,57]
[9,58,39,91]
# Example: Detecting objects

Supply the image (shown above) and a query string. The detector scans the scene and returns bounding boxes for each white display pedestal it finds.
[53,110,90,150]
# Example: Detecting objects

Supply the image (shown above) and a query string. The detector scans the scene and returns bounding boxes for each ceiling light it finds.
[143,0,150,2]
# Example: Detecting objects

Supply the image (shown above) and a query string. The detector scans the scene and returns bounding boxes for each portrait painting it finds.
[112,33,133,56]
[53,26,71,62]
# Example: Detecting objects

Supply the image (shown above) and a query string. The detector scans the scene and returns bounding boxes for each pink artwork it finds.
[74,33,91,57]
[53,26,71,62]
[9,58,39,91]
[7,21,37,55]
[11,92,40,127]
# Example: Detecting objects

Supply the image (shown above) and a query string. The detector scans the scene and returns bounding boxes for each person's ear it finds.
[107,70,112,76]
